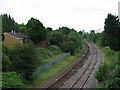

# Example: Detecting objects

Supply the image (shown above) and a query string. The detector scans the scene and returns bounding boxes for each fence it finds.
[32,53,70,76]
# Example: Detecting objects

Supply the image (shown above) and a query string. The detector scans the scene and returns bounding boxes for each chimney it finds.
[11,30,14,33]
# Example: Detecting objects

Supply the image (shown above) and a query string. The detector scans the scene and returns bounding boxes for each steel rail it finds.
[46,41,90,89]
[69,43,98,89]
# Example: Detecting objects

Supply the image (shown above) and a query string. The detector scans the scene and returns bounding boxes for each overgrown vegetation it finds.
[2,14,83,88]
[41,45,61,58]
[2,72,24,88]
[26,17,47,43]
[94,49,119,88]
[30,55,75,87]
[82,13,120,88]
[2,43,65,88]
[2,43,41,88]
[29,47,84,88]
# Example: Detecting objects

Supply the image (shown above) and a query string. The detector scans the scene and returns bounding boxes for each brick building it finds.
[4,30,29,46]
[4,30,48,48]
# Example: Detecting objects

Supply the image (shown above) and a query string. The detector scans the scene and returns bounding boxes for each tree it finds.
[57,27,77,35]
[47,27,53,32]
[26,17,47,43]
[58,27,70,35]
[61,41,76,55]
[67,32,82,49]
[2,14,20,33]
[9,44,40,80]
[50,31,64,46]
[104,14,119,51]
[90,30,95,34]
[79,31,83,35]
[19,23,26,33]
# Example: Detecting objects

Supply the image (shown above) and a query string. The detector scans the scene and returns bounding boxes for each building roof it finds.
[4,32,28,39]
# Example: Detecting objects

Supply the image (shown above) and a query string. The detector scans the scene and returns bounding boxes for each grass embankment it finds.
[85,40,119,88]
[40,53,66,65]
[29,45,84,88]
[94,46,120,88]
[83,40,119,88]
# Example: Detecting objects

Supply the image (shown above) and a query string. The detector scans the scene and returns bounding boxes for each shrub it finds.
[67,32,82,49]
[94,63,107,82]
[38,45,61,59]
[9,44,40,80]
[38,48,53,59]
[49,31,65,46]
[2,72,24,88]
[2,43,11,72]
[95,47,119,88]
[61,41,76,55]
[2,53,11,72]
[104,65,120,88]
[2,43,10,56]
[48,45,61,55]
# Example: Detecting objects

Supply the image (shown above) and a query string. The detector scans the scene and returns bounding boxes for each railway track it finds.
[45,42,90,89]
[69,43,98,89]
[42,41,98,89]
[37,41,102,89]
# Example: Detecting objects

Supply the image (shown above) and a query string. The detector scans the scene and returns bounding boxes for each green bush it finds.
[48,45,61,55]
[2,53,11,72]
[50,31,65,46]
[104,64,120,88]
[94,63,107,82]
[38,48,53,59]
[61,41,76,55]
[67,32,82,49]
[2,43,10,56]
[94,47,120,88]
[38,45,61,59]
[9,44,40,80]
[2,72,24,88]
[102,48,118,69]
[2,43,11,72]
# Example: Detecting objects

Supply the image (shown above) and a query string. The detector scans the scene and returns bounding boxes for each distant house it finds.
[4,30,29,46]
[4,30,48,48]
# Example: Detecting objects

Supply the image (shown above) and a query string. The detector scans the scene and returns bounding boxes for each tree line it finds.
[2,14,82,54]
[82,14,120,51]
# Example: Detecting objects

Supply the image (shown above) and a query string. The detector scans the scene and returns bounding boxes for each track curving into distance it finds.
[38,41,103,89]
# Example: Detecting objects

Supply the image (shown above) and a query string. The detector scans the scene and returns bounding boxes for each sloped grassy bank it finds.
[94,47,120,88]
[28,45,84,88]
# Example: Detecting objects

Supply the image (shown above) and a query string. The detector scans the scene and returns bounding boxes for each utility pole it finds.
[0,14,2,89]
[118,1,120,21]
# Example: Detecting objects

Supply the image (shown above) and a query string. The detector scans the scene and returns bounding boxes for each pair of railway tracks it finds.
[39,42,99,89]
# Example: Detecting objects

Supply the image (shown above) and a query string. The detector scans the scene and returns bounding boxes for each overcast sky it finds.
[0,0,119,32]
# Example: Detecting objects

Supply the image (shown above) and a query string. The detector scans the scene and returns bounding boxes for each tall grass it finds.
[29,55,77,87]
[94,44,120,88]
[28,45,84,88]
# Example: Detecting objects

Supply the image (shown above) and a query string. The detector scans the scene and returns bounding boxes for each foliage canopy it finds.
[26,17,47,43]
